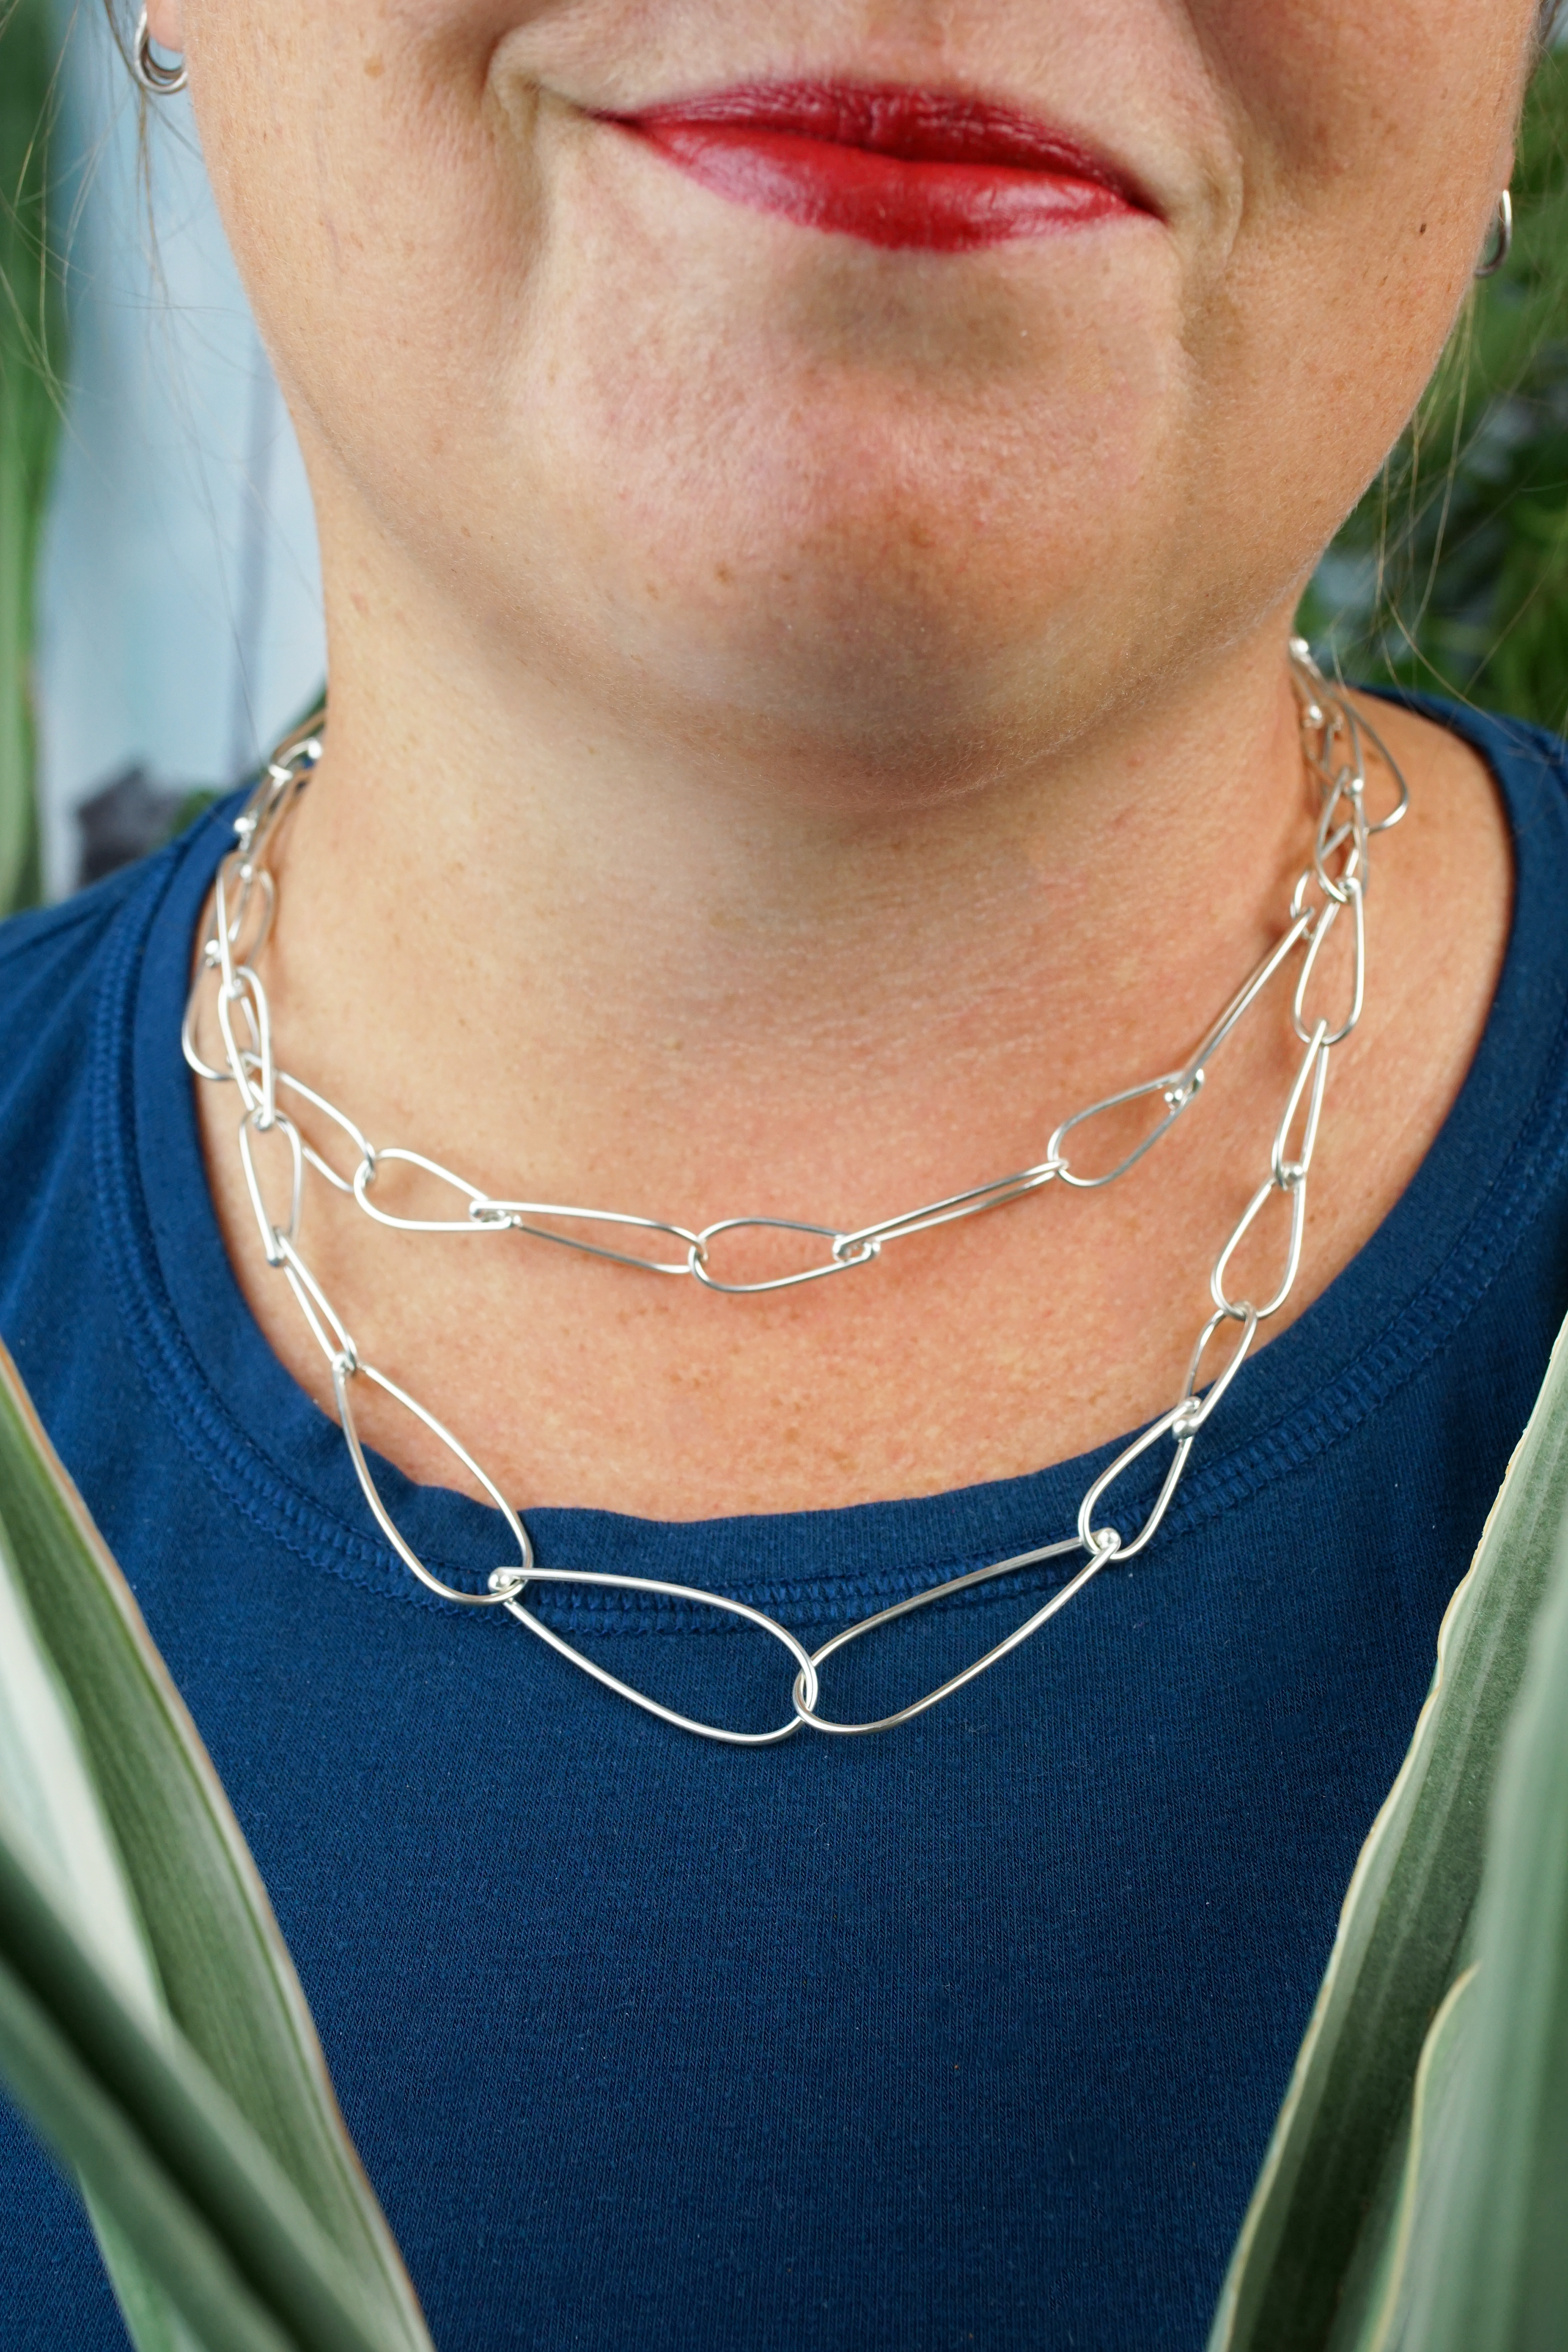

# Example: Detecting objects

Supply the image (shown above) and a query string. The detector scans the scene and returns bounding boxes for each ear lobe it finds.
[144,1,184,50]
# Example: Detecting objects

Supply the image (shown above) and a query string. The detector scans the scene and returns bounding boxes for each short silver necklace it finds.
[184,644,1405,1746]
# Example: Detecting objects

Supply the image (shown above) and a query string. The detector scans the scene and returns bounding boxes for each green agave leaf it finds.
[0,1822,416,2352]
[0,1935,291,2352]
[0,1481,161,2025]
[1390,1496,1568,2349]
[1208,1303,1568,2352]
[1330,1965,1480,2352]
[0,1447,199,2348]
[0,1337,434,2352]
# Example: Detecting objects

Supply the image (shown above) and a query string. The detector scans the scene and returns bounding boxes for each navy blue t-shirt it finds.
[2,700,1567,2352]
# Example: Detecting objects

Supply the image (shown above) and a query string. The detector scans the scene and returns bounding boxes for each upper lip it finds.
[600,79,1158,214]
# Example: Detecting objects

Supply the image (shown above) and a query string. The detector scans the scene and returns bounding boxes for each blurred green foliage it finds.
[0,0,60,916]
[1302,49,1568,735]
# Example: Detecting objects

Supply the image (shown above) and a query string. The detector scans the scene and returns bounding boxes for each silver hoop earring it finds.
[132,9,188,96]
[1474,188,1512,279]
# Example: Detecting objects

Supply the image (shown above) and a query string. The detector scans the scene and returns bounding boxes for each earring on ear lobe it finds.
[132,8,188,96]
[1474,188,1513,278]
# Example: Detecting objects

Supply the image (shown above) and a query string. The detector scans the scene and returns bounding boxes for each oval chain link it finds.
[185,651,1403,1742]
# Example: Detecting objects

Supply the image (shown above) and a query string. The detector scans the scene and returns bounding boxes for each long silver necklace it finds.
[183,643,1405,1746]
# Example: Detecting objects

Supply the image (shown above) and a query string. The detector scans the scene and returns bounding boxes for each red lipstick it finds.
[600,81,1151,253]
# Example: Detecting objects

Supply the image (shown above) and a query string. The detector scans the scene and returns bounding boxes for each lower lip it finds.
[602,93,1144,254]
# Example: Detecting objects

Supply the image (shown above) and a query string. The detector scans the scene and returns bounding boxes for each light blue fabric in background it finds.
[36,0,325,897]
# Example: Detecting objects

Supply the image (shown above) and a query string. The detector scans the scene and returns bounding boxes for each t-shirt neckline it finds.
[102,695,1568,1626]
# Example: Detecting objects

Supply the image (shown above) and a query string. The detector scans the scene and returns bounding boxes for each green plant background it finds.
[0,0,60,918]
[1300,48,1568,735]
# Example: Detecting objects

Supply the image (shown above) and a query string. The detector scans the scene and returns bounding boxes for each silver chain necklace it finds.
[183,643,1405,1746]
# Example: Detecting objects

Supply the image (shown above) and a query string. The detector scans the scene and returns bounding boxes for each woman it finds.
[2,1,1565,2344]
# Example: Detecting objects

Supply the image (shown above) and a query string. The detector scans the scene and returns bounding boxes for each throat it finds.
[187,650,1480,1524]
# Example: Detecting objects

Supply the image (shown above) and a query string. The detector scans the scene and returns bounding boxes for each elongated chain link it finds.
[184,644,1406,1744]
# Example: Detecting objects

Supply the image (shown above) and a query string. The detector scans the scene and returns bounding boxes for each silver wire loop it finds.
[1474,187,1513,279]
[495,1573,820,1747]
[1076,1409,1195,1564]
[483,1203,702,1275]
[1272,1024,1330,1189]
[186,653,1402,1741]
[790,1538,1098,1736]
[1180,916,1316,1082]
[237,1110,303,1270]
[132,10,188,96]
[691,1218,877,1294]
[181,961,231,1086]
[1175,1306,1260,1436]
[1211,1176,1307,1323]
[276,1238,357,1371]
[352,1148,706,1272]
[353,1148,500,1235]
[331,1357,533,1609]
[274,1072,375,1194]
[1049,1071,1203,1191]
[834,1165,1059,1257]
[1292,885,1365,1047]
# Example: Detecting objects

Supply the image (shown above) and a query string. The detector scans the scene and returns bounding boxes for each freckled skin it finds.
[155,0,1531,1516]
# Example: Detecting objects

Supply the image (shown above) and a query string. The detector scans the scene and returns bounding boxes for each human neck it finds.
[197,530,1514,1521]
[267,566,1311,1227]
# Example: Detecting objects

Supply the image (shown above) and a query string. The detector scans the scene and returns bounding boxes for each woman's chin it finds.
[547,559,1118,791]
[491,385,1172,763]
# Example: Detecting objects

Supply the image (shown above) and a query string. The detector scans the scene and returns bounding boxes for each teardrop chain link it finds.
[183,643,1407,1743]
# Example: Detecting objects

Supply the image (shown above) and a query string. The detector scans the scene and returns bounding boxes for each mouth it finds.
[596,80,1156,253]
